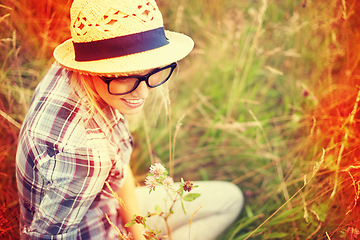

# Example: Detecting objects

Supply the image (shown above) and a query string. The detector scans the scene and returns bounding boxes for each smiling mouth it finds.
[124,99,143,104]
[121,98,144,108]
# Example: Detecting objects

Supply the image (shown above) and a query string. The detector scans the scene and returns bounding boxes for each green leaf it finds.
[125,221,135,227]
[233,227,266,240]
[182,193,201,202]
[245,205,254,218]
[181,199,187,215]
[311,202,329,222]
[265,232,288,239]
[181,178,185,185]
[227,214,264,239]
[267,206,302,226]
[177,181,184,194]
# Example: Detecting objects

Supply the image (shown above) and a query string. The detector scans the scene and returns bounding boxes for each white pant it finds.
[136,181,244,240]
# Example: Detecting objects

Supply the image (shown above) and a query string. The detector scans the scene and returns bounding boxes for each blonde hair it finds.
[70,71,112,126]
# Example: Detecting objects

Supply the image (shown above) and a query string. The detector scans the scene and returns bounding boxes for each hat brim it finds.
[53,30,194,76]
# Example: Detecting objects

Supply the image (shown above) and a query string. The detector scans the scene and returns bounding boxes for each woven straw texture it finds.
[54,0,194,76]
[71,0,162,43]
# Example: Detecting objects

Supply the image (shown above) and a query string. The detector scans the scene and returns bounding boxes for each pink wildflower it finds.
[346,227,360,240]
[163,176,174,186]
[145,175,157,190]
[144,231,157,239]
[134,215,144,224]
[183,180,194,192]
[149,163,166,179]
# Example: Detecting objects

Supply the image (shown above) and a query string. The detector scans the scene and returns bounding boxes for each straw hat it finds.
[53,0,194,76]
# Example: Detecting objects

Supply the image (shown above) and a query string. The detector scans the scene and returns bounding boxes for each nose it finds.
[132,81,149,98]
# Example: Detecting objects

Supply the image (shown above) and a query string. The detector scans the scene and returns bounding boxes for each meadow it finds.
[1,0,360,239]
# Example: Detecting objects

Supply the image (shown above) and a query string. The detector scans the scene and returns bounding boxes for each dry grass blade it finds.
[244,149,326,240]
[330,88,360,198]
[0,109,21,129]
[105,213,124,239]
[105,181,126,210]
[188,205,203,240]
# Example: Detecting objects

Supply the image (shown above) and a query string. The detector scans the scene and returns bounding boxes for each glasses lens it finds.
[148,66,173,87]
[104,63,176,95]
[108,78,138,95]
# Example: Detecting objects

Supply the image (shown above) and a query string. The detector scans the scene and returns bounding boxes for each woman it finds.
[16,0,244,239]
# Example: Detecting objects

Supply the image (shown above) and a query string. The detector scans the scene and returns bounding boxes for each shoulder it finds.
[21,63,90,150]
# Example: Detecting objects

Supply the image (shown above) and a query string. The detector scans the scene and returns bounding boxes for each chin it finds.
[118,106,144,116]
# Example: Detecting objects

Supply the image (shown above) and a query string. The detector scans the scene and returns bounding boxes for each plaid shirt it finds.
[16,63,133,239]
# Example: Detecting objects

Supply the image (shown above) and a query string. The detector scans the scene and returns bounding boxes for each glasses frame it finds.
[99,62,177,95]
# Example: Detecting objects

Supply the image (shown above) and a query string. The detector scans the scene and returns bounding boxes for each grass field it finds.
[1,0,360,239]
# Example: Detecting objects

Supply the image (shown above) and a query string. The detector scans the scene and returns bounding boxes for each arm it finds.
[18,142,111,239]
[118,165,146,240]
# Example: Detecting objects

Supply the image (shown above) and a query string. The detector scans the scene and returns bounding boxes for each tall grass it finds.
[1,0,359,239]
[0,1,70,238]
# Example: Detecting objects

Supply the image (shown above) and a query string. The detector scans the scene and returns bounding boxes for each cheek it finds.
[92,77,119,105]
[92,77,108,96]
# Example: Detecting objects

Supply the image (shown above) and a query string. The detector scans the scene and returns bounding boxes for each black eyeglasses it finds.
[99,62,177,95]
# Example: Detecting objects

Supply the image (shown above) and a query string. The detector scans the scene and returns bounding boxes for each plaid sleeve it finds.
[18,135,113,239]
[16,63,131,239]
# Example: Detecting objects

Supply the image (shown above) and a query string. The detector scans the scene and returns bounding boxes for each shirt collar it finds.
[93,99,125,128]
